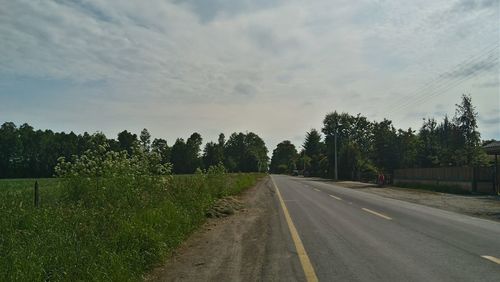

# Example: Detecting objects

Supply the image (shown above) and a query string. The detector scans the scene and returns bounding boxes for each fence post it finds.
[34,180,40,208]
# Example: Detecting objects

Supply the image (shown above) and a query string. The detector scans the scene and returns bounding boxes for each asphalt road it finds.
[271,174,500,282]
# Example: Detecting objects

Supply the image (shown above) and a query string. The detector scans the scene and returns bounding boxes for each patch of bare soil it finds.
[335,181,500,222]
[145,177,302,282]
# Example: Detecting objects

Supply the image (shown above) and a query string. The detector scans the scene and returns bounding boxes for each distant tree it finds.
[169,133,204,174]
[244,132,269,172]
[186,132,203,172]
[170,138,188,174]
[0,122,21,178]
[117,130,138,155]
[139,128,151,152]
[224,133,246,172]
[371,119,399,173]
[322,111,375,179]
[453,94,484,166]
[304,129,323,156]
[202,142,222,168]
[218,133,225,147]
[151,138,170,164]
[270,140,298,174]
[201,133,226,169]
[435,115,462,166]
[302,129,324,176]
[417,118,440,167]
[396,128,418,169]
[18,123,37,177]
[224,132,268,172]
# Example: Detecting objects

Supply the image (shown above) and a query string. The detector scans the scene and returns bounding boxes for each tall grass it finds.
[0,166,264,281]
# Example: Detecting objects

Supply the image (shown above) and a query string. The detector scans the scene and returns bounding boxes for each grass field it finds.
[0,173,264,281]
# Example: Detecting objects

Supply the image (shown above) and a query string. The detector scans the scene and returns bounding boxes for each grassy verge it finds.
[0,173,265,281]
[393,182,472,195]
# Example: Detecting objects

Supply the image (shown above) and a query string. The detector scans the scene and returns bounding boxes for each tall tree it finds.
[224,132,268,172]
[139,128,151,152]
[202,142,223,168]
[371,119,399,173]
[417,118,440,167]
[170,138,188,174]
[302,129,324,176]
[396,128,418,169]
[0,122,20,178]
[186,132,203,173]
[453,94,483,165]
[151,138,170,164]
[117,130,138,155]
[270,140,298,174]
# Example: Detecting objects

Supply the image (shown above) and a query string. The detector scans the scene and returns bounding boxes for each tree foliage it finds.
[224,132,269,172]
[270,140,298,174]
[0,123,269,178]
[270,94,490,179]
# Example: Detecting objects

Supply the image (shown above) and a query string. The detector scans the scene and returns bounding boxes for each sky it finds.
[1,0,499,153]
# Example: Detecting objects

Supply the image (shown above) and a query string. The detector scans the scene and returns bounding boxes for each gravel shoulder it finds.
[332,180,500,222]
[145,176,304,282]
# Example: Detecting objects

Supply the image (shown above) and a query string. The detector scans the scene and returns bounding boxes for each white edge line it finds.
[481,255,500,265]
[362,208,393,220]
[328,194,342,200]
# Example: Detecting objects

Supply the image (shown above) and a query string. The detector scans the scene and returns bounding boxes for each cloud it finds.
[174,0,283,22]
[0,0,499,151]
[452,0,499,12]
[480,116,500,125]
[233,83,257,97]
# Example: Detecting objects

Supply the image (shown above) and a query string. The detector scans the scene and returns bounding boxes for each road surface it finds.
[271,174,500,281]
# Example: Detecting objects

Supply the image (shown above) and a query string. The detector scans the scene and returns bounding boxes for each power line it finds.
[390,54,499,116]
[386,44,499,113]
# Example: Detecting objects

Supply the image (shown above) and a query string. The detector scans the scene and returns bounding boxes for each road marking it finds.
[329,194,342,200]
[481,255,500,265]
[270,176,319,282]
[313,188,320,192]
[362,208,392,220]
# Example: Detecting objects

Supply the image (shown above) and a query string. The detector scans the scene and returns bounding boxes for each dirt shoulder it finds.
[145,176,303,282]
[334,180,500,222]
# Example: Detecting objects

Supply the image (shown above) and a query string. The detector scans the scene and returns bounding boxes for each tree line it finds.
[0,124,268,178]
[270,94,493,180]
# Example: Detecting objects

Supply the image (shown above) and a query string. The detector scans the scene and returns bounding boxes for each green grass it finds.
[393,182,472,195]
[0,173,265,281]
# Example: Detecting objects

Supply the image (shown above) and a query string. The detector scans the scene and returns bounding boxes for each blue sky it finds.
[1,0,499,150]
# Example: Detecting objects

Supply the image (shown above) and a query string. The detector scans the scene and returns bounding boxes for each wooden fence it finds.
[394,166,497,194]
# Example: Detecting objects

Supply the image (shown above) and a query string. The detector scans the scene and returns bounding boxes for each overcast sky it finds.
[1,0,499,152]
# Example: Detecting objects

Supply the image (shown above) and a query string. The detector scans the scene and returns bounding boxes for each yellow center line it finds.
[362,208,393,220]
[329,194,342,200]
[313,188,320,192]
[271,176,319,282]
[482,255,500,265]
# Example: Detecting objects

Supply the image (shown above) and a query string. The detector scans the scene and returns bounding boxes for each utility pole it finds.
[334,131,338,181]
[303,150,306,176]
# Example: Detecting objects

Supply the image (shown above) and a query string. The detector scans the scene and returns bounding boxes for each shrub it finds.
[54,144,171,208]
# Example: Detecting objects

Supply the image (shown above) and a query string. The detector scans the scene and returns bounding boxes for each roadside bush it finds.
[54,144,171,208]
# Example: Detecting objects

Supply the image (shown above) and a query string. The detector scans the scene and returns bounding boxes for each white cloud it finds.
[0,0,498,151]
